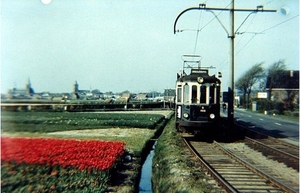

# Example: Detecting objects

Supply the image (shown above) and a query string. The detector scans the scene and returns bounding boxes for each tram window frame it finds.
[210,85,215,104]
[216,84,220,104]
[183,84,189,103]
[177,87,182,102]
[200,85,207,104]
[191,85,198,104]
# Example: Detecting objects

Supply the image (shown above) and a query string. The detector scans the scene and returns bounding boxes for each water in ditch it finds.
[139,141,157,193]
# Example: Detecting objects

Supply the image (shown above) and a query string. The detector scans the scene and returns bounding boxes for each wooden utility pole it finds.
[174,1,276,125]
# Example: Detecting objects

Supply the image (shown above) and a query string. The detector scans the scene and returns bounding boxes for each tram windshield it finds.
[177,87,182,102]
[181,84,217,104]
[200,85,207,104]
[191,85,197,103]
[183,84,189,103]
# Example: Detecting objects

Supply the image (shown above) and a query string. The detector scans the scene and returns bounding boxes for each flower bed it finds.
[1,110,173,192]
[1,111,165,132]
[1,137,125,171]
[1,137,125,192]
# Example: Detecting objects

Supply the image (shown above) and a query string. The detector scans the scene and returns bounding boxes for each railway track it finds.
[183,136,299,193]
[244,136,299,171]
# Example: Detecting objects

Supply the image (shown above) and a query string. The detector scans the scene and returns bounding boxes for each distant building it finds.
[164,89,175,102]
[6,78,34,99]
[122,92,130,99]
[72,81,103,100]
[74,81,79,93]
[135,93,148,101]
[266,70,299,106]
[103,91,114,99]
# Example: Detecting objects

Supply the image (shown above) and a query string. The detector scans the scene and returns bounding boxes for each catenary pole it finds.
[174,2,276,125]
[228,0,235,124]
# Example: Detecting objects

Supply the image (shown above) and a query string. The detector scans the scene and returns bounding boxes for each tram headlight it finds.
[197,77,204,83]
[209,113,215,119]
[183,113,189,118]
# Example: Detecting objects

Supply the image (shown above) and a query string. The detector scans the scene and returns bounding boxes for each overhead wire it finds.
[192,0,211,55]
[235,34,257,56]
[193,9,203,55]
[200,1,232,32]
[266,0,276,5]
[222,0,277,69]
[215,0,234,72]
[235,13,257,52]
[218,13,298,72]
[179,1,232,34]
[235,14,299,55]
[260,14,299,33]
[183,0,298,73]
[191,1,232,62]
[218,12,258,71]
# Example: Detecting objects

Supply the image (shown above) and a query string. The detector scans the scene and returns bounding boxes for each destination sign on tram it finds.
[191,69,208,74]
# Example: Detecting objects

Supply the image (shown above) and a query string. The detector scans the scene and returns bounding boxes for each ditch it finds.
[138,112,173,193]
[139,141,157,193]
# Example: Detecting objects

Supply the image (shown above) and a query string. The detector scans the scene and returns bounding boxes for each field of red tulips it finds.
[1,110,173,192]
[1,137,125,192]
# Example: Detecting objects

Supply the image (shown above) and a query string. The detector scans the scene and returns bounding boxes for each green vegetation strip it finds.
[152,117,223,193]
[1,111,164,133]
[2,160,110,192]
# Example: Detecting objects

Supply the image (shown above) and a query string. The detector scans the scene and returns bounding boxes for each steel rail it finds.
[214,141,298,193]
[234,121,299,150]
[182,137,238,193]
[267,136,299,151]
[244,136,299,172]
[233,120,299,156]
[245,137,299,161]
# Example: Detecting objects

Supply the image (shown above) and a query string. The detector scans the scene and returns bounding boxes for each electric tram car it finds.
[175,55,221,134]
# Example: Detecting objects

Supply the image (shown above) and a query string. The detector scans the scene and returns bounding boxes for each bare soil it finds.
[46,128,154,138]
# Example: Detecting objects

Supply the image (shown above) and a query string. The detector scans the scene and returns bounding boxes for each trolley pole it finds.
[174,1,276,125]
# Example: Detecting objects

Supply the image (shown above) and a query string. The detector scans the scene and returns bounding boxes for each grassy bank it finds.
[152,117,223,193]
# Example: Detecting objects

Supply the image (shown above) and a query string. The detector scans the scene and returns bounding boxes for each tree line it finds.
[235,59,298,115]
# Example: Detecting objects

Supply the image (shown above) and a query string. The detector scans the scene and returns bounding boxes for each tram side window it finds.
[210,85,215,104]
[192,85,197,103]
[216,85,220,104]
[183,84,189,103]
[177,88,182,102]
[200,85,207,103]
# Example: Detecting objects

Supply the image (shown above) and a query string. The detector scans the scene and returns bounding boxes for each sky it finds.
[1,0,299,94]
